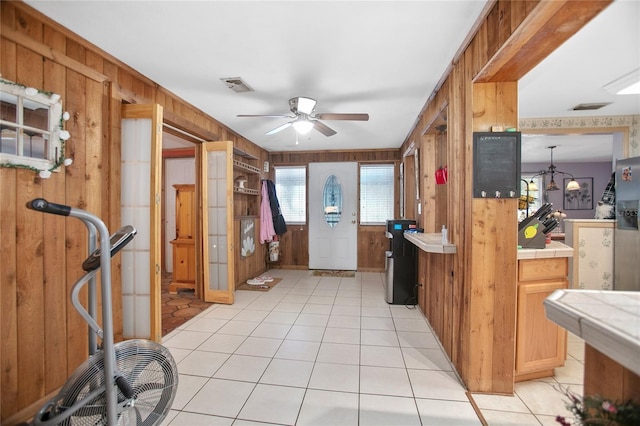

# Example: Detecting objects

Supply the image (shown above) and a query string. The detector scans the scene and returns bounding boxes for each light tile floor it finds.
[161,270,583,425]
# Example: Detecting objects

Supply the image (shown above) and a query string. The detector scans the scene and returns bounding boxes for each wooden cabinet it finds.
[169,184,196,293]
[515,257,568,381]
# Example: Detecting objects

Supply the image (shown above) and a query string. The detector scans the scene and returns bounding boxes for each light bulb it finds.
[566,179,580,191]
[292,119,314,134]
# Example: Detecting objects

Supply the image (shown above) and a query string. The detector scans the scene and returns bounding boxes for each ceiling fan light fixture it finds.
[292,119,314,134]
[292,97,317,115]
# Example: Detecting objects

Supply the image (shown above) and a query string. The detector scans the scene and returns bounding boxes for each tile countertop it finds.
[403,232,456,254]
[544,289,640,376]
[517,240,573,259]
[404,234,572,257]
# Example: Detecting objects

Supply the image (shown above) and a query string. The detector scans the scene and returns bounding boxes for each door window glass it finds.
[323,174,342,227]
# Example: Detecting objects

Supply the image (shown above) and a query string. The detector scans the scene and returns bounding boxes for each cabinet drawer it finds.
[518,258,568,282]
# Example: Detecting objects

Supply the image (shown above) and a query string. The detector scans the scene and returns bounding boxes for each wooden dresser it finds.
[169,184,196,293]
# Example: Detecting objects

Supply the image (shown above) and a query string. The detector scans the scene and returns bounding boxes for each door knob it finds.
[351,220,356,224]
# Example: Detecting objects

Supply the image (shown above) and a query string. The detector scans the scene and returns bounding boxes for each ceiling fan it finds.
[237,97,369,137]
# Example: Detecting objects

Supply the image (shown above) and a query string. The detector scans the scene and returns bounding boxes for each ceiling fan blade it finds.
[313,120,337,137]
[237,114,293,119]
[315,113,369,121]
[265,122,292,135]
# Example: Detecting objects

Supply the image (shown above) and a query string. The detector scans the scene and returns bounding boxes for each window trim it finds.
[0,79,66,174]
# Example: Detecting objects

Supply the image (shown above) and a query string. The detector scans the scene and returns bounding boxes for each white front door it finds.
[309,162,358,270]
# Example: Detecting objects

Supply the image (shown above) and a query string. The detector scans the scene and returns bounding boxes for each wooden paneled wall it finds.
[0,1,614,421]
[400,0,612,394]
[0,2,269,422]
[268,149,399,271]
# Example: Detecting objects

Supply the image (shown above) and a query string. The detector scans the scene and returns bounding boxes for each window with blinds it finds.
[275,166,306,224]
[360,164,394,225]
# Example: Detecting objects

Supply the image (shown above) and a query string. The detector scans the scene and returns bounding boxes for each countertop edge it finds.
[403,232,457,254]
[544,289,640,376]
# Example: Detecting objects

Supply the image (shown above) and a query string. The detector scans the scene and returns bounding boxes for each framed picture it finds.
[564,177,593,210]
[240,218,255,258]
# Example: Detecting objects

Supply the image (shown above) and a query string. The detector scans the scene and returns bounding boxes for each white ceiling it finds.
[24,1,640,162]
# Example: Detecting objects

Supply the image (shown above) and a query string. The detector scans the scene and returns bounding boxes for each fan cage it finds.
[41,339,178,426]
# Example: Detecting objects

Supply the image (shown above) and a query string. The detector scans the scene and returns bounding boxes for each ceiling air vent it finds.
[570,102,611,111]
[220,77,254,93]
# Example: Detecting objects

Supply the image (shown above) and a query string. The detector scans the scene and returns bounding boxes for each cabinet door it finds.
[174,184,195,239]
[172,242,196,283]
[516,280,567,377]
[201,141,235,304]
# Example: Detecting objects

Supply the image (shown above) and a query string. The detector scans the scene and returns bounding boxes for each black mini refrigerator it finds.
[384,219,417,304]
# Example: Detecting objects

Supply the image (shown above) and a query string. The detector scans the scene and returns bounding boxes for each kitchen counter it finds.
[517,240,573,259]
[544,289,640,376]
[403,232,456,254]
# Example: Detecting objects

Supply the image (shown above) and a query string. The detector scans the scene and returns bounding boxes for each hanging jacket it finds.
[260,180,276,243]
[266,179,288,236]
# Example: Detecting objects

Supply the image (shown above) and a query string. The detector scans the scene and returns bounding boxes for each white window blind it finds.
[360,164,394,225]
[275,166,306,224]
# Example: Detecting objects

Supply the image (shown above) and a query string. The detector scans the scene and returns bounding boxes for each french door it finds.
[120,104,163,342]
[200,141,235,304]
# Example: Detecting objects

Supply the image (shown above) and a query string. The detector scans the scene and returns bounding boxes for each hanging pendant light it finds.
[530,146,580,192]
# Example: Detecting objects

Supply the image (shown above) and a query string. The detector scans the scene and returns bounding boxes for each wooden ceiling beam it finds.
[163,109,219,143]
[475,0,612,82]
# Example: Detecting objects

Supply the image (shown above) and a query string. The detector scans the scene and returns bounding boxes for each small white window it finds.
[360,164,394,225]
[275,166,306,224]
[0,79,66,174]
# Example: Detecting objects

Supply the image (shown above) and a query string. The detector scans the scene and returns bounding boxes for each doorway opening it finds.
[161,129,210,336]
